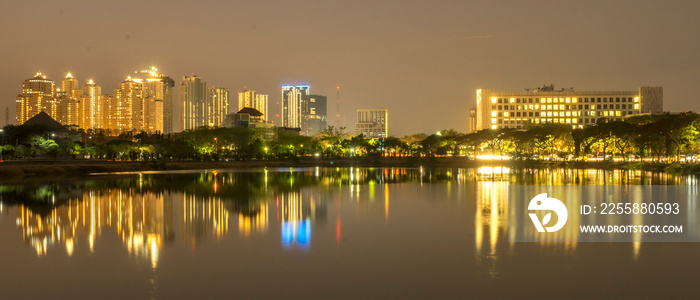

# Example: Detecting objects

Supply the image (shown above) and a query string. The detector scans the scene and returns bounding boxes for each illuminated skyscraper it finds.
[113,77,142,133]
[139,67,173,134]
[57,73,81,126]
[238,89,269,122]
[281,85,309,128]
[179,75,209,131]
[355,109,388,139]
[16,72,55,124]
[61,72,80,100]
[80,79,102,130]
[209,87,229,127]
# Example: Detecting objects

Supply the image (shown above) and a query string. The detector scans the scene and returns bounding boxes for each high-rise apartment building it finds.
[281,85,310,128]
[58,73,81,126]
[471,85,664,131]
[113,77,142,133]
[179,75,209,131]
[16,72,55,124]
[209,87,229,127]
[301,94,327,136]
[139,67,174,134]
[355,109,388,139]
[80,79,102,130]
[238,89,269,122]
[15,68,169,134]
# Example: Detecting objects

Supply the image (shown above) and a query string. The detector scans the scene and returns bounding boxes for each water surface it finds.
[1,167,699,299]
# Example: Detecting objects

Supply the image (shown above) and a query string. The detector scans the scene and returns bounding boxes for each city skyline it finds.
[2,1,700,136]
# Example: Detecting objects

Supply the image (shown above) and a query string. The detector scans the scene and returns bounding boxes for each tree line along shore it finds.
[2,112,700,181]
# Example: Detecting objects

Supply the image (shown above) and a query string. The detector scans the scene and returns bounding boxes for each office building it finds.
[471,85,663,131]
[355,109,388,139]
[301,94,327,136]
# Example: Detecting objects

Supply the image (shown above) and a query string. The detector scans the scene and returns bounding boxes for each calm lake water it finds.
[1,167,699,299]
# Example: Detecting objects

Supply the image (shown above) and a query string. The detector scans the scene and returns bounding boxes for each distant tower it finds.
[336,86,340,127]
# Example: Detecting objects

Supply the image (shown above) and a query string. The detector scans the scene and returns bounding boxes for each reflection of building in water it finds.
[13,189,235,268]
[178,194,229,245]
[16,189,174,268]
[237,202,268,237]
[278,190,326,250]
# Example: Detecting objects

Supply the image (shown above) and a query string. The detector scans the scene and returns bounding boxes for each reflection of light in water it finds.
[281,219,311,250]
[475,181,508,278]
[477,166,510,174]
[66,238,74,256]
[385,183,390,221]
[336,216,341,246]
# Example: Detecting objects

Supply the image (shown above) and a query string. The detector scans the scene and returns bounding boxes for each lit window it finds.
[510,98,515,103]
[491,111,497,117]
[634,104,639,109]
[491,118,496,124]
[491,125,497,129]
[491,97,497,103]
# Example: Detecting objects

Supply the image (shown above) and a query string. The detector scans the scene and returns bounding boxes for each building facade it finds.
[355,109,388,139]
[471,85,663,131]
[301,94,327,136]
[281,85,309,129]
[179,75,209,131]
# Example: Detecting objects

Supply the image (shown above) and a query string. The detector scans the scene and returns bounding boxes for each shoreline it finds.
[0,158,694,182]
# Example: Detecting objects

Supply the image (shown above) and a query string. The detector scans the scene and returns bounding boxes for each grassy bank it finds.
[0,158,698,182]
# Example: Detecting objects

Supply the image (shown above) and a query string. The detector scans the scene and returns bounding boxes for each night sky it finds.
[1,0,699,136]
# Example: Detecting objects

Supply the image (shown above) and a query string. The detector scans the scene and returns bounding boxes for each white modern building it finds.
[470,85,663,131]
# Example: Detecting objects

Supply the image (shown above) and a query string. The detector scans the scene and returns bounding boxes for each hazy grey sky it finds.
[1,0,699,136]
